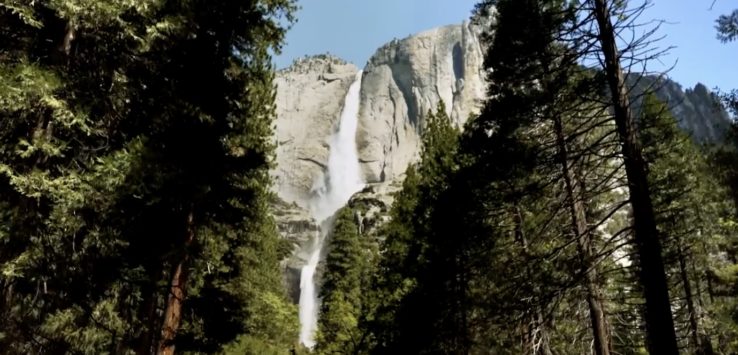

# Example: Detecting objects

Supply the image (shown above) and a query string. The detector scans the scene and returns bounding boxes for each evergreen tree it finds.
[367,102,478,353]
[315,203,378,355]
[703,106,738,354]
[465,1,625,353]
[0,0,298,353]
[639,93,728,353]
[0,2,152,351]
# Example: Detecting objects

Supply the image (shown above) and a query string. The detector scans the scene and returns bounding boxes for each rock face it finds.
[356,21,487,184]
[630,75,731,143]
[271,197,320,303]
[658,81,731,142]
[272,23,488,285]
[273,23,487,205]
[273,55,359,206]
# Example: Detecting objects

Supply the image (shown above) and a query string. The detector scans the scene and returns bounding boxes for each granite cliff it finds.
[273,20,487,208]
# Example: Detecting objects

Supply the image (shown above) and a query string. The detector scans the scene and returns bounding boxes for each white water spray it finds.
[299,71,365,348]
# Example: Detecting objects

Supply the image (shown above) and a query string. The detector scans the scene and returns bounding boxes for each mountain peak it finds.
[279,54,354,75]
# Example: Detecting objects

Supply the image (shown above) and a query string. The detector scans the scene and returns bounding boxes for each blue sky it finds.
[275,0,737,91]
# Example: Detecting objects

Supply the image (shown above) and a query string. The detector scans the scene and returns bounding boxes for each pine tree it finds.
[589,0,680,352]
[699,110,738,354]
[715,7,737,142]
[465,1,626,353]
[367,102,476,353]
[638,92,728,353]
[717,9,738,43]
[315,203,377,355]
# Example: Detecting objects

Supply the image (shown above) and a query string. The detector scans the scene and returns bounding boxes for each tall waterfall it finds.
[299,70,365,348]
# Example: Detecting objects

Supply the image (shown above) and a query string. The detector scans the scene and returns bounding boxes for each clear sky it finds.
[274,0,737,91]
[274,0,479,68]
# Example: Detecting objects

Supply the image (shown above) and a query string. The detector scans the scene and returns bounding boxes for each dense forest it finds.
[1,0,738,354]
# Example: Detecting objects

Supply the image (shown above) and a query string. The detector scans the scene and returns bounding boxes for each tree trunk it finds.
[137,266,163,355]
[157,209,196,355]
[591,0,679,353]
[676,242,702,353]
[521,313,553,355]
[553,115,611,355]
[51,20,76,65]
[536,310,554,355]
[457,251,471,354]
[513,206,553,355]
[1,281,11,317]
[690,256,715,355]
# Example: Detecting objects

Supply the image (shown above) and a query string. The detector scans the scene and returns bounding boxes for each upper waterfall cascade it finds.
[298,70,365,348]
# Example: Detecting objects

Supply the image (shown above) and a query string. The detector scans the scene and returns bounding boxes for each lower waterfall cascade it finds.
[298,70,365,348]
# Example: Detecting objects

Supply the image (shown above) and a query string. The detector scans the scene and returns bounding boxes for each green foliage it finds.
[362,1,738,354]
[0,0,297,353]
[637,92,732,352]
[704,105,738,353]
[365,102,475,353]
[717,9,738,42]
[315,206,375,354]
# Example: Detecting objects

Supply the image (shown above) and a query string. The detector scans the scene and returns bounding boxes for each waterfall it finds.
[299,70,365,348]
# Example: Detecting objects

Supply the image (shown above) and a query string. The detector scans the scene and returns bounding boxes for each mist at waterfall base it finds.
[298,71,365,348]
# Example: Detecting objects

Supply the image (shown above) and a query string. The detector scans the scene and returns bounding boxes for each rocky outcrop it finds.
[630,75,731,143]
[348,181,403,235]
[272,55,362,301]
[272,197,319,302]
[660,81,731,142]
[356,21,487,183]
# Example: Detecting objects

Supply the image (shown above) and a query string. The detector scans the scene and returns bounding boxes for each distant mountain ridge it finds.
[632,75,731,142]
